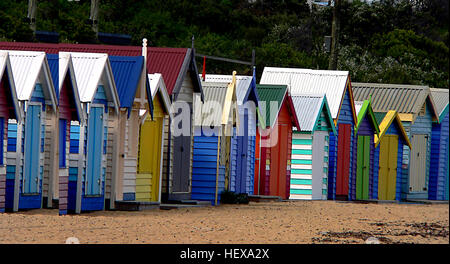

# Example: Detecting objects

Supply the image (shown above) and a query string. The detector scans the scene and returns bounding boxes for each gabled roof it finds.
[354,99,380,135]
[46,54,59,98]
[374,110,412,149]
[352,82,439,123]
[0,42,204,100]
[58,53,85,123]
[0,51,23,122]
[60,52,119,113]
[148,73,171,115]
[195,72,238,128]
[5,50,57,111]
[291,94,336,135]
[256,84,300,129]
[109,56,144,115]
[430,88,449,123]
[202,73,259,105]
[260,67,355,123]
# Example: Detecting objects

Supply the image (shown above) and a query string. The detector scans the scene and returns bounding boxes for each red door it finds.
[254,129,260,194]
[336,123,351,197]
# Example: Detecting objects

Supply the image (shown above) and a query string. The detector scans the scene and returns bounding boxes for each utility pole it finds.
[27,0,37,34]
[328,0,341,70]
[90,0,99,39]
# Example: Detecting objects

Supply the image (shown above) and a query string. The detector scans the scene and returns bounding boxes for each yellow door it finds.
[137,96,165,202]
[378,135,398,200]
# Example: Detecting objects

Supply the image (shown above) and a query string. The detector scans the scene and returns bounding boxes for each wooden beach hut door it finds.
[409,134,428,192]
[23,104,41,194]
[269,123,289,199]
[378,135,398,200]
[356,135,370,200]
[236,114,248,193]
[137,115,164,202]
[336,124,351,197]
[86,106,103,196]
[173,135,191,193]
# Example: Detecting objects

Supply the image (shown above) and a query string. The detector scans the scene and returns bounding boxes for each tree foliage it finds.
[0,0,448,87]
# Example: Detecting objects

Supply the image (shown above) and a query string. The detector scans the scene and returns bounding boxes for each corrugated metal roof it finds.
[352,82,431,114]
[354,100,364,116]
[0,41,60,54]
[203,74,253,104]
[5,50,57,109]
[148,73,171,114]
[291,94,324,132]
[60,52,119,112]
[256,84,287,128]
[0,51,23,122]
[109,56,144,109]
[194,82,229,127]
[260,67,349,119]
[0,42,195,97]
[58,53,84,123]
[375,110,411,149]
[430,88,449,120]
[46,54,59,99]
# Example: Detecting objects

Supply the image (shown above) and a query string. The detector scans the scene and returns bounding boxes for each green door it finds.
[356,135,370,200]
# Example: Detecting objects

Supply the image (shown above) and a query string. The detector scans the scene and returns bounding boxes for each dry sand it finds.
[0,200,448,244]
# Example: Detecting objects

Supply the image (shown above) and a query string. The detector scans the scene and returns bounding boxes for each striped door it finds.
[410,134,428,192]
[356,135,370,200]
[290,132,313,199]
[378,135,398,200]
[23,105,41,194]
[336,123,351,197]
[86,107,103,196]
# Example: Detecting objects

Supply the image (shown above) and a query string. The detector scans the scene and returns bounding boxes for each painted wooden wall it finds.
[400,101,434,200]
[429,112,449,200]
[0,74,13,212]
[353,114,376,200]
[164,72,195,201]
[379,120,405,201]
[136,94,166,202]
[5,84,47,210]
[259,101,293,199]
[328,87,356,200]
[229,105,257,195]
[191,127,226,205]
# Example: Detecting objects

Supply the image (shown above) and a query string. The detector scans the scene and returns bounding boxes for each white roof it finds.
[61,52,119,112]
[291,94,325,132]
[148,73,171,114]
[260,67,349,119]
[58,53,85,123]
[202,74,253,104]
[0,51,23,122]
[5,50,57,109]
[354,100,364,116]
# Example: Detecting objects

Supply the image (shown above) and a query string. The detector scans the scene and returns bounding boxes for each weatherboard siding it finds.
[328,87,355,200]
[400,101,433,200]
[290,133,313,199]
[429,112,449,200]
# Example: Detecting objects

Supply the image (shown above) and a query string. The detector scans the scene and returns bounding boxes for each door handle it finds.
[180,147,184,152]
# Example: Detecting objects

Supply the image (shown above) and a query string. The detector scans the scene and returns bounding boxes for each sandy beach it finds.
[0,200,448,244]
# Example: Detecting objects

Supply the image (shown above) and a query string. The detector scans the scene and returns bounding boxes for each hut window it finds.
[419,103,426,116]
[128,110,139,156]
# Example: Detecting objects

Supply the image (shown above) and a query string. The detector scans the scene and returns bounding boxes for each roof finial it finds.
[142,38,148,60]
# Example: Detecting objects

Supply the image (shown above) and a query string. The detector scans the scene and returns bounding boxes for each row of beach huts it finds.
[0,40,448,215]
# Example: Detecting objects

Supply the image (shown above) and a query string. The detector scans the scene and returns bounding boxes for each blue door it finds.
[24,105,41,194]
[86,107,103,196]
[59,119,67,168]
[236,112,248,193]
[0,118,3,165]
